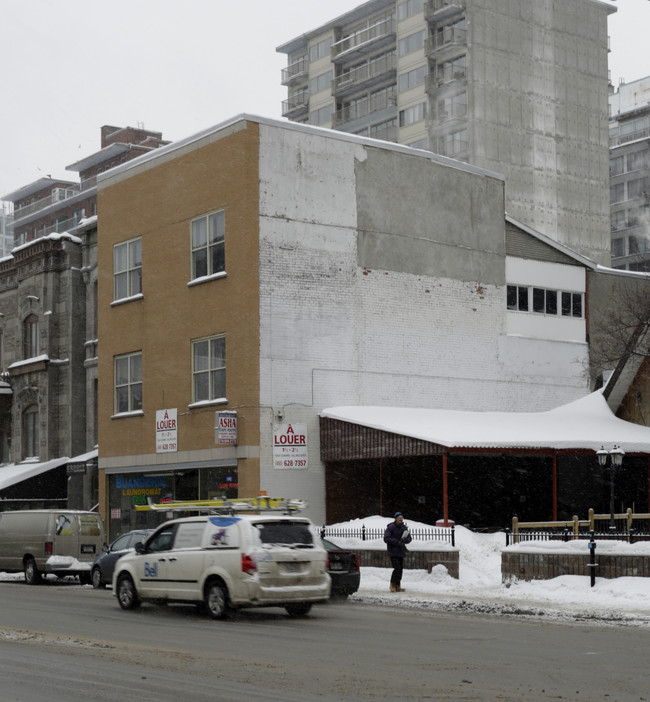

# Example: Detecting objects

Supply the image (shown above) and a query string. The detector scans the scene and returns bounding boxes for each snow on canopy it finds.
[321,391,650,452]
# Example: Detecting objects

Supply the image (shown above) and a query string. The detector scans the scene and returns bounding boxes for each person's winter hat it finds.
[394,512,403,518]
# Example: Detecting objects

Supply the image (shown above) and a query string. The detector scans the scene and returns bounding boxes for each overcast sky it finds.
[1,0,648,200]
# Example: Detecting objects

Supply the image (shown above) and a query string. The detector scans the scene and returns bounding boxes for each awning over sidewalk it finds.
[0,456,70,491]
[321,391,650,453]
[0,449,98,491]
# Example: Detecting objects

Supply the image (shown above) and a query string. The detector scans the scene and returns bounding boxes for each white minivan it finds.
[0,510,106,584]
[113,513,331,618]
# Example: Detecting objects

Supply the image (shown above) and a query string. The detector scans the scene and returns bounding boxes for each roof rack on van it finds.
[134,495,307,515]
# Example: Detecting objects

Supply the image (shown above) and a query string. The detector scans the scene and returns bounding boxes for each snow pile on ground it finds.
[328,516,650,625]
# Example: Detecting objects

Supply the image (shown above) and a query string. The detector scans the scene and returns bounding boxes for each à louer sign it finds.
[156,408,177,453]
[273,423,308,469]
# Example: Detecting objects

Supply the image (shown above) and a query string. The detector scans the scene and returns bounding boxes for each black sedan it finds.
[321,538,360,598]
[91,529,152,589]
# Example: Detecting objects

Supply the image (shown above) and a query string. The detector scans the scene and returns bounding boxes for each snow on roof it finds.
[0,456,70,492]
[321,391,650,453]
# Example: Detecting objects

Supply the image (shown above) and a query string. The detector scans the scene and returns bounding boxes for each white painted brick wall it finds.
[257,124,589,523]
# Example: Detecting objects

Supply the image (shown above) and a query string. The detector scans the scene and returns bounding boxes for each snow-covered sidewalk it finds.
[332,516,650,626]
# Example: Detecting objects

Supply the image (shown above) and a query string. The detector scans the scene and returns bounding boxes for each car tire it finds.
[91,567,105,589]
[204,580,230,620]
[285,602,312,617]
[24,558,42,585]
[116,574,140,610]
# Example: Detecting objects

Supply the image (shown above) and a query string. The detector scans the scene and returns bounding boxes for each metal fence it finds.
[321,524,455,547]
[505,528,650,547]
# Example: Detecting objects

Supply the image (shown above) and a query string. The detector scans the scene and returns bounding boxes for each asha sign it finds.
[273,423,308,469]
[215,411,237,445]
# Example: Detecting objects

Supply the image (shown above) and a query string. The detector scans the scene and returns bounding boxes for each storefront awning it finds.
[0,456,71,491]
[321,391,650,453]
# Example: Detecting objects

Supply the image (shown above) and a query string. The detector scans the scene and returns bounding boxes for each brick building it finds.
[96,115,613,534]
[0,126,167,510]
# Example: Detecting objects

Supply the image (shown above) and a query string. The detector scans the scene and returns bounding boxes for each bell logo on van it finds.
[143,562,158,578]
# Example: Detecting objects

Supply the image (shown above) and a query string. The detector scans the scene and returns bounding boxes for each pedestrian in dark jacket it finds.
[384,512,412,592]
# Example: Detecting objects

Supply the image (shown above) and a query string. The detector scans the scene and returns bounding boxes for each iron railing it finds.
[321,523,455,547]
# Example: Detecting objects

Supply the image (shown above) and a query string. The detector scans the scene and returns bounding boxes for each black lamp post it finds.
[596,445,625,530]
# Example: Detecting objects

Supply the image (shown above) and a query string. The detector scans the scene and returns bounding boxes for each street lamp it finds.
[596,445,625,530]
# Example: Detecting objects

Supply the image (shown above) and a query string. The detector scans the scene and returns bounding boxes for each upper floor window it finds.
[398,0,424,20]
[309,37,332,62]
[399,102,426,127]
[399,65,426,92]
[309,70,332,94]
[192,335,226,403]
[398,29,425,56]
[309,104,334,126]
[23,314,39,358]
[23,405,39,459]
[114,351,142,414]
[191,210,225,280]
[114,237,142,300]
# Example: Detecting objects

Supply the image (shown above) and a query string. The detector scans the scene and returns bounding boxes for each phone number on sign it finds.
[275,459,307,468]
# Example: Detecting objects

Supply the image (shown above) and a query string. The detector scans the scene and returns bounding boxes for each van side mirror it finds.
[135,542,146,554]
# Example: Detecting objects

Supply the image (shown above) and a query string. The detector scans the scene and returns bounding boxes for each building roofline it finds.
[276,0,394,55]
[98,113,506,190]
[2,177,77,203]
[505,213,599,269]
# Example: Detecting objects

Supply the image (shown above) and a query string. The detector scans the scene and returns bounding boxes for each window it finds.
[113,237,142,300]
[399,102,426,127]
[561,292,583,318]
[398,0,423,20]
[192,335,226,403]
[370,118,397,140]
[612,237,625,258]
[398,65,426,92]
[628,150,648,173]
[191,210,225,280]
[628,177,648,200]
[507,285,529,312]
[309,70,332,94]
[609,156,624,177]
[23,314,39,358]
[309,37,332,62]
[114,352,142,414]
[508,285,583,318]
[309,104,334,126]
[439,128,468,157]
[398,29,425,56]
[533,288,557,315]
[610,183,624,204]
[23,406,39,459]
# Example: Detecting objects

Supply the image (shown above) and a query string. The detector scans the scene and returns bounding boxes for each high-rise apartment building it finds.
[609,76,650,271]
[277,0,614,265]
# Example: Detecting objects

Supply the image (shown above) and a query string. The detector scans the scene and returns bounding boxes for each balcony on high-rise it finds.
[281,57,309,86]
[332,17,396,62]
[424,0,465,23]
[332,53,397,98]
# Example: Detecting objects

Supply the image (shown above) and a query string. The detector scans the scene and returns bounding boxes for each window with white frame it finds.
[114,352,142,414]
[309,37,332,62]
[113,237,142,300]
[507,285,583,318]
[192,335,226,403]
[191,210,225,280]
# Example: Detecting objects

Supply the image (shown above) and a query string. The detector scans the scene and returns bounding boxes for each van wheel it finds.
[285,602,312,617]
[204,580,229,620]
[24,558,42,585]
[116,574,140,610]
[91,568,105,589]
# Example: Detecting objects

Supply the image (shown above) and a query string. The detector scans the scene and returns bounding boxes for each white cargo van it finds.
[114,513,330,618]
[0,510,106,584]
